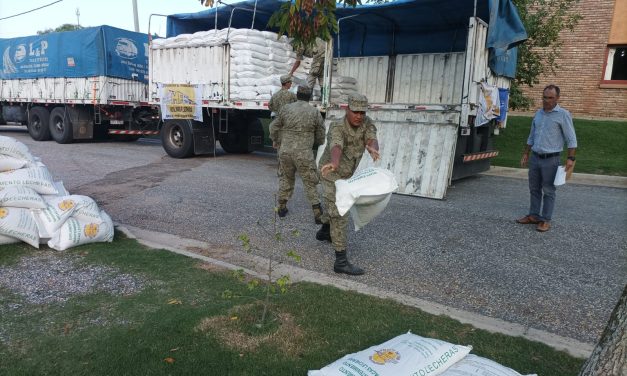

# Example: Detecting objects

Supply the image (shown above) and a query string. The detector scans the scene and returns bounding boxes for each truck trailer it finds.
[0,26,160,143]
[152,0,526,199]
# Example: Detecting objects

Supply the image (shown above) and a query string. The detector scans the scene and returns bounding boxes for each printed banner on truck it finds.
[0,26,149,82]
[157,83,203,121]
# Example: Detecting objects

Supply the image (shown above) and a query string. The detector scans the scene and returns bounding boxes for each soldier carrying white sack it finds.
[318,93,380,276]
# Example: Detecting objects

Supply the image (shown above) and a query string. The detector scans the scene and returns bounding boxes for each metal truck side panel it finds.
[325,108,459,199]
[149,45,226,103]
[1,77,148,105]
[336,56,389,103]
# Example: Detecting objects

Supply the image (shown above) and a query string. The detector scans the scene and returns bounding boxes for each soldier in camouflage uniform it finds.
[289,38,326,90]
[270,86,326,223]
[317,93,380,276]
[268,74,297,148]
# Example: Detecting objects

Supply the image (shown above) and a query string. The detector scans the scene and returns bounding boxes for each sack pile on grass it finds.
[309,332,537,376]
[0,136,113,250]
[152,28,359,102]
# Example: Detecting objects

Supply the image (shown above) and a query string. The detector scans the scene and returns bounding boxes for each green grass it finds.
[0,234,584,375]
[493,116,627,176]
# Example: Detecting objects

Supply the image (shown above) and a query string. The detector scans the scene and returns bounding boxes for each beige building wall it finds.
[518,0,627,120]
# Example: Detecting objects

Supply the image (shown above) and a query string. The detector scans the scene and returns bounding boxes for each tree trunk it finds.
[579,284,627,376]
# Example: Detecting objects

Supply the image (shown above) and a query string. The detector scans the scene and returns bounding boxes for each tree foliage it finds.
[509,0,581,110]
[37,24,83,35]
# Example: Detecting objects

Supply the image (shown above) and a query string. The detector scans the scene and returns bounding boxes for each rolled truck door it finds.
[455,17,512,180]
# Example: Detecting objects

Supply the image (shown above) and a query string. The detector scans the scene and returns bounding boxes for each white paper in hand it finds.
[554,166,566,186]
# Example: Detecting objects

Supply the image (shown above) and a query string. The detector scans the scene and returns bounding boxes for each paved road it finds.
[3,126,626,346]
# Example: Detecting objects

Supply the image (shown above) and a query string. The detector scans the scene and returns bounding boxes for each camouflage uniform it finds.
[296,38,326,89]
[268,88,297,147]
[271,100,325,207]
[318,116,378,252]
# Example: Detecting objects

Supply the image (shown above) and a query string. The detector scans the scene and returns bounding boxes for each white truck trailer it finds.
[0,26,160,143]
[153,0,527,199]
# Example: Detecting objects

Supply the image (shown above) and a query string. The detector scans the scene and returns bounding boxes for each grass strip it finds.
[493,116,627,176]
[0,234,585,375]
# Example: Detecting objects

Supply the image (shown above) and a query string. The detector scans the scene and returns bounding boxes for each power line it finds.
[0,0,64,21]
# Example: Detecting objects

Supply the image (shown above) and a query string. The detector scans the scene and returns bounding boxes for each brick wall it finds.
[519,0,627,120]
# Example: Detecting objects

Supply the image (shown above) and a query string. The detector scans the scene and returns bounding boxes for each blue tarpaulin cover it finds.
[165,0,526,78]
[0,26,149,82]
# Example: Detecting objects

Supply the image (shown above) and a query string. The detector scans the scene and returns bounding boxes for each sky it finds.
[0,0,218,38]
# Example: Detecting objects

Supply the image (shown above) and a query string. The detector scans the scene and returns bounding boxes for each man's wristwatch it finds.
[567,156,576,161]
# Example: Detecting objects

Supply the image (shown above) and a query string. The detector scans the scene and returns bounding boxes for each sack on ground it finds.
[335,167,398,230]
[0,155,28,172]
[0,186,47,209]
[308,332,471,376]
[48,210,114,251]
[0,166,58,195]
[0,135,36,163]
[0,207,40,248]
[439,354,537,376]
[31,195,100,238]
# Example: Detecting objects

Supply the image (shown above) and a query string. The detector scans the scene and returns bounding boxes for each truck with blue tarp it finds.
[0,25,160,143]
[150,0,526,199]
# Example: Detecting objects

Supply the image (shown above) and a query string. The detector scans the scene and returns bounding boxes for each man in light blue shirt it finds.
[516,84,577,232]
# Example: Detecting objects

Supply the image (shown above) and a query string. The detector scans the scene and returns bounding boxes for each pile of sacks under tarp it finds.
[0,136,113,250]
[309,332,537,376]
[151,28,360,102]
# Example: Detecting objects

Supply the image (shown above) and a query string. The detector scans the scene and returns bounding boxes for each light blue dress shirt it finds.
[527,104,577,154]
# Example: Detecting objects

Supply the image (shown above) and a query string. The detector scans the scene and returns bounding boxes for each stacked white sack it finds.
[334,167,398,231]
[0,136,113,250]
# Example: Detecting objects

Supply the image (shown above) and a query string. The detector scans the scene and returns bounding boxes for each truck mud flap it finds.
[193,127,215,155]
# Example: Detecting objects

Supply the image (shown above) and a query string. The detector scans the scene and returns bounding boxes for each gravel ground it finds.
[3,128,626,345]
[0,252,146,307]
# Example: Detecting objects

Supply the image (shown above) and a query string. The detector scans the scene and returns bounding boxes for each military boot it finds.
[312,204,323,224]
[277,200,288,217]
[316,223,331,242]
[334,250,364,275]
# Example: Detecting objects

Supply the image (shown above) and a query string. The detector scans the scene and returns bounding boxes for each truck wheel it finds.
[27,107,51,141]
[49,107,74,144]
[161,120,194,158]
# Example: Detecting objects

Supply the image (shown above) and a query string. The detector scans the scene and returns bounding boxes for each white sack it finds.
[335,167,398,216]
[31,195,100,238]
[440,354,537,376]
[48,210,114,251]
[0,186,47,209]
[0,135,36,163]
[0,155,28,172]
[308,332,471,376]
[0,233,20,245]
[0,166,58,195]
[0,207,40,248]
[349,193,393,231]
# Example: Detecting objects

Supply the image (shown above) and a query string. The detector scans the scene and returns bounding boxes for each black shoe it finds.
[312,204,323,225]
[334,251,364,275]
[316,223,331,242]
[277,201,288,218]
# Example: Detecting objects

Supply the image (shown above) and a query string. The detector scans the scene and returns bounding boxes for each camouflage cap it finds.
[297,85,312,97]
[348,93,368,112]
[280,74,292,84]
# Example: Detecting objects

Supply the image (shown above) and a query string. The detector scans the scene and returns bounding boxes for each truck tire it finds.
[219,116,263,154]
[49,107,74,144]
[161,119,194,158]
[27,106,51,141]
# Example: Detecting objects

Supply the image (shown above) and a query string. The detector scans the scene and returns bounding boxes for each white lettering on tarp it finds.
[29,40,48,57]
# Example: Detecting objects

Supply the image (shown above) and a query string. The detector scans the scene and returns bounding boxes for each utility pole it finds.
[75,8,80,27]
[132,0,139,32]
